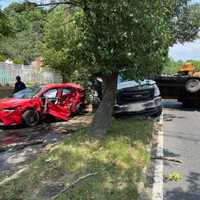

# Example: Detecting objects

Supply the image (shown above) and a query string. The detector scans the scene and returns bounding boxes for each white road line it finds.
[152,112,164,200]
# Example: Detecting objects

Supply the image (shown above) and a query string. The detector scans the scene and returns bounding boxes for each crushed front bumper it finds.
[0,110,23,126]
[114,97,162,116]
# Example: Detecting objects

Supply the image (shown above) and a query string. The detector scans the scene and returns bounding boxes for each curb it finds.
[137,115,163,200]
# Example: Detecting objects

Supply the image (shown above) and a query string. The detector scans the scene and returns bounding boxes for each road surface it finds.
[162,100,200,200]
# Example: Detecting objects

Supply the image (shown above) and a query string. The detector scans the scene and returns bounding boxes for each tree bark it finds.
[90,73,118,137]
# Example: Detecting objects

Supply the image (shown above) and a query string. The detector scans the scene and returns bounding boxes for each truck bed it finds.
[155,75,200,104]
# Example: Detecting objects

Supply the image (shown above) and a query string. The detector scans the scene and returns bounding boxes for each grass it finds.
[0,117,153,200]
[0,173,8,183]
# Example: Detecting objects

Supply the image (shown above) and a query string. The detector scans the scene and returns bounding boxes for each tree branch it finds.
[51,172,98,199]
[151,156,183,164]
[0,166,29,186]
[36,1,77,7]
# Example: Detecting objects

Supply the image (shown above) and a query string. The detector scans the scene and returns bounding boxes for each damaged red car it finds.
[0,83,85,126]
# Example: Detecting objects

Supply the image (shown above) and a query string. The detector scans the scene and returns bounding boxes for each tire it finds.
[23,109,40,127]
[185,78,200,93]
[73,103,85,115]
[151,110,162,118]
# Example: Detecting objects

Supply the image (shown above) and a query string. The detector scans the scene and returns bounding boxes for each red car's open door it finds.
[42,88,71,121]
[44,88,83,121]
[47,103,71,121]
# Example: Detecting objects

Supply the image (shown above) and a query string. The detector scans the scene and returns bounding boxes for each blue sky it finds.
[0,0,20,8]
[1,0,200,61]
[169,39,200,61]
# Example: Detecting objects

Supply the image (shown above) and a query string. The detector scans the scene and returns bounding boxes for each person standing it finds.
[13,76,26,93]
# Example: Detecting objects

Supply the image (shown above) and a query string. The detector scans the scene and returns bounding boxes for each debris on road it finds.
[51,172,99,200]
[0,139,44,152]
[164,171,183,182]
[0,114,93,185]
[151,156,183,164]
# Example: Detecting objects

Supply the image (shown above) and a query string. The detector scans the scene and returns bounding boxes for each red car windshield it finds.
[12,85,42,99]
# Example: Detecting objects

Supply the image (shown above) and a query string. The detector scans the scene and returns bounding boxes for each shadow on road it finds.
[165,172,200,200]
[162,100,200,112]
[163,148,181,158]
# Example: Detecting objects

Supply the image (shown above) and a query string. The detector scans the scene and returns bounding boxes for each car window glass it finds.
[43,89,57,98]
[12,86,41,99]
[62,88,72,95]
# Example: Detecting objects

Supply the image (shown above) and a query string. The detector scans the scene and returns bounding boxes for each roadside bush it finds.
[12,57,24,64]
[0,54,6,62]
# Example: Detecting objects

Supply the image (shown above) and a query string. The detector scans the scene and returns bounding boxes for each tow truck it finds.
[155,62,200,106]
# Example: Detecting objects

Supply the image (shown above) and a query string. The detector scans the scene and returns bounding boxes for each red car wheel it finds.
[23,109,40,127]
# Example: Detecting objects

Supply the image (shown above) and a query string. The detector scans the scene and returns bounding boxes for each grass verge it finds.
[0,117,153,200]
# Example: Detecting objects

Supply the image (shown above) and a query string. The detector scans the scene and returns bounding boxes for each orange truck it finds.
[155,62,200,106]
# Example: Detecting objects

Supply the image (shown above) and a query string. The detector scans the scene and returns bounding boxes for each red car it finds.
[0,83,85,126]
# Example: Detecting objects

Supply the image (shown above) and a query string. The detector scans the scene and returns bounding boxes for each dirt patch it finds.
[0,87,13,98]
[0,114,93,182]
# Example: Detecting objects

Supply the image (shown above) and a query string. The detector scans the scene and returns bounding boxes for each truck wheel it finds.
[185,79,200,93]
[23,109,40,127]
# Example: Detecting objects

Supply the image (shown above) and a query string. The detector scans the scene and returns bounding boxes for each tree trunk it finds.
[90,73,118,137]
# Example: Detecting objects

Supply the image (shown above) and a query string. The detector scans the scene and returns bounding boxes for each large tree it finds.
[0,10,12,38]
[41,7,85,81]
[0,2,47,64]
[39,0,200,136]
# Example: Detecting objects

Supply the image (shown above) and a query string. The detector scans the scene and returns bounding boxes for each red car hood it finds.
[0,98,32,109]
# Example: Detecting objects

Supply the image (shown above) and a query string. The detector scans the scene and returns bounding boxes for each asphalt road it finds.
[163,100,200,200]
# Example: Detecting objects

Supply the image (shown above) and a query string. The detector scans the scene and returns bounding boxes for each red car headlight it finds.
[3,108,17,112]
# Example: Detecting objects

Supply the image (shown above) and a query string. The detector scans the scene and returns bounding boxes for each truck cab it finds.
[114,78,162,117]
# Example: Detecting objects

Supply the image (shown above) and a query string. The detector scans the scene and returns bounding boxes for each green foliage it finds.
[0,54,6,62]
[163,59,200,74]
[165,171,183,182]
[70,68,91,86]
[42,0,200,81]
[189,60,200,71]
[0,2,47,64]
[0,10,13,38]
[4,1,37,13]
[12,57,24,64]
[173,3,200,43]
[163,58,184,74]
[42,7,86,81]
